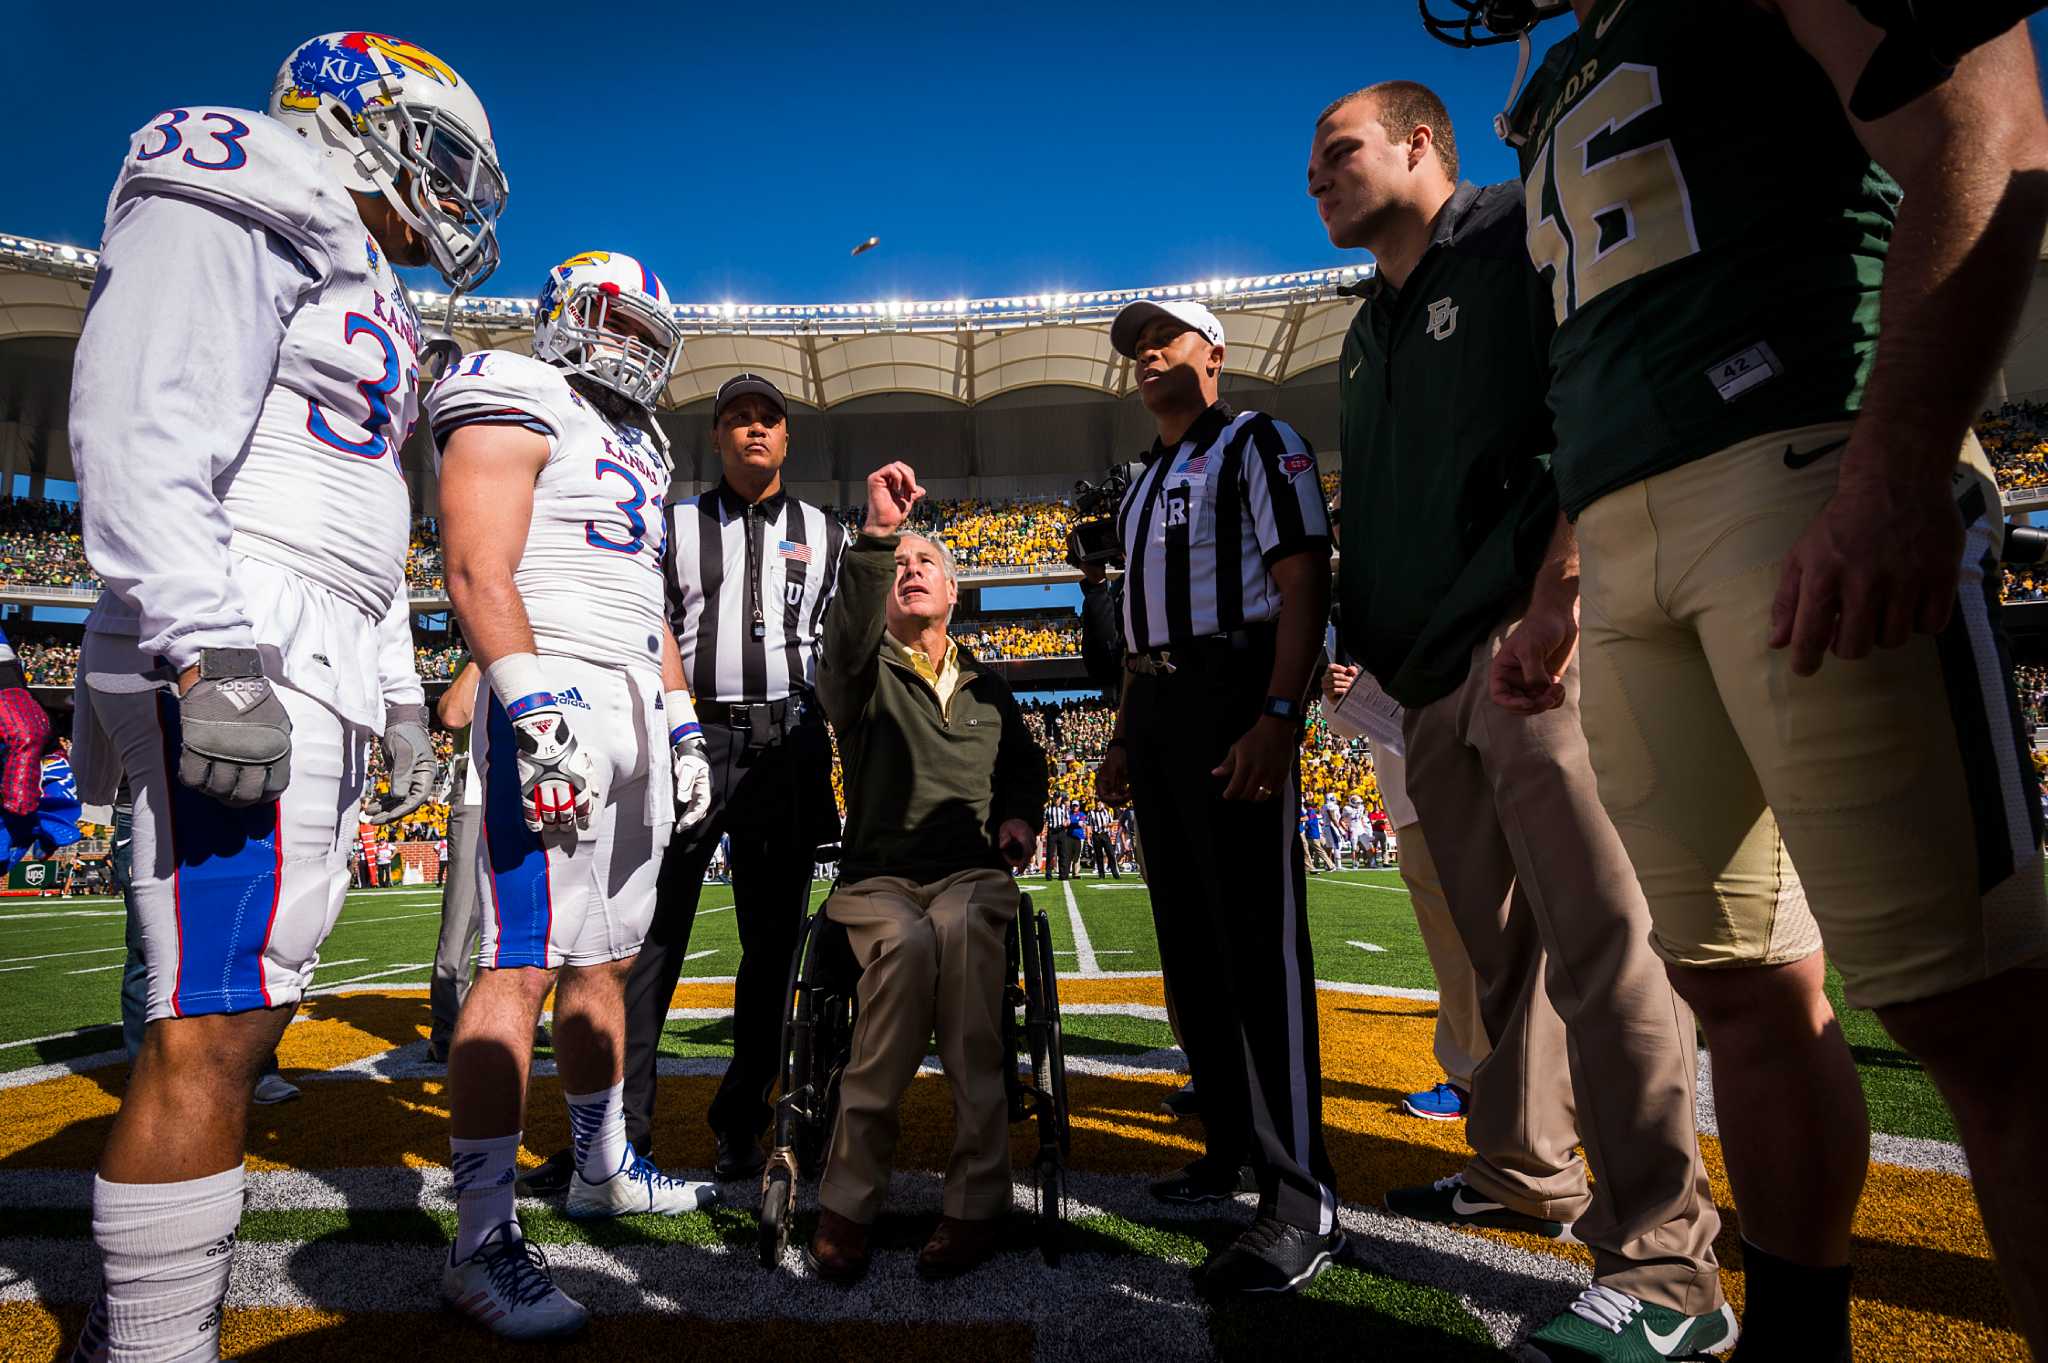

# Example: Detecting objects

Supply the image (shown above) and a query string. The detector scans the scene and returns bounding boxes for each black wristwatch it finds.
[1260,695,1304,724]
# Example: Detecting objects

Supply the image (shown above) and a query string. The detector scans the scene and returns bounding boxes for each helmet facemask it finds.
[544,281,683,412]
[351,100,507,294]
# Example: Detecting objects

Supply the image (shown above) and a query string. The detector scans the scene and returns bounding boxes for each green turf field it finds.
[0,870,1957,1142]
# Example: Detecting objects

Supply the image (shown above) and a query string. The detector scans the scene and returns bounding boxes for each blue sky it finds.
[12,7,2048,306]
[10,3,1550,304]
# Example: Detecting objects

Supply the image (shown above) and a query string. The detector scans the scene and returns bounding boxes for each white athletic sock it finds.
[564,1082,629,1182]
[92,1165,245,1363]
[450,1132,521,1261]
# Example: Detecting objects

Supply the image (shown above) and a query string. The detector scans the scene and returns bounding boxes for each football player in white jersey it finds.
[426,251,717,1338]
[64,32,506,1363]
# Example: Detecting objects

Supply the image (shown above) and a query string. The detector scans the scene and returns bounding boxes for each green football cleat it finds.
[1520,1285,1737,1361]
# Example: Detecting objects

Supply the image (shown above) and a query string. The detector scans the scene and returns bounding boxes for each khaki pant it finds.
[819,867,1019,1223]
[1402,621,1722,1315]
[1575,424,2046,1009]
[1394,821,1488,1092]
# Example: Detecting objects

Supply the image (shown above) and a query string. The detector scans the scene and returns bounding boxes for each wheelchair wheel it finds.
[1034,1151,1065,1266]
[795,1059,842,1181]
[1035,908,1071,1156]
[758,1160,795,1268]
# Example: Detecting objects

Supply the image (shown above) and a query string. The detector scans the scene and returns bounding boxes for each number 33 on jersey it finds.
[101,103,428,622]
[426,351,674,672]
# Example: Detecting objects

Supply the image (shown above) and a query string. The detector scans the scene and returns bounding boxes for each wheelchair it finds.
[756,854,1071,1268]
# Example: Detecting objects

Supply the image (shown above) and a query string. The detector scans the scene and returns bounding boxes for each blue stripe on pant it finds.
[157,692,283,1016]
[482,693,553,967]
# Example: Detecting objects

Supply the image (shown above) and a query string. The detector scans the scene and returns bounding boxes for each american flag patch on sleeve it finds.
[777,540,812,563]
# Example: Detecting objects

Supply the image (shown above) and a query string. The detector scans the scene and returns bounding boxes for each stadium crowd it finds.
[0,497,94,590]
[958,619,1082,660]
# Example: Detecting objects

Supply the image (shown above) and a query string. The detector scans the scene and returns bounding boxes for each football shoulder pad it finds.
[106,106,357,279]
[425,349,572,454]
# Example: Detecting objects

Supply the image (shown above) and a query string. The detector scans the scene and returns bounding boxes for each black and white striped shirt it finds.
[1116,403,1332,652]
[664,483,848,703]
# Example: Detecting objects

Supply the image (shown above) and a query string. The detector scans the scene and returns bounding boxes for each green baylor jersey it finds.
[1506,0,1900,517]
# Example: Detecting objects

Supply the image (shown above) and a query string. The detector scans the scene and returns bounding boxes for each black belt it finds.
[698,693,808,734]
[1124,624,1275,676]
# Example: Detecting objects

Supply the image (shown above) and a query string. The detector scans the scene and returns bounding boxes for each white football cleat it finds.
[566,1150,720,1219]
[442,1223,587,1339]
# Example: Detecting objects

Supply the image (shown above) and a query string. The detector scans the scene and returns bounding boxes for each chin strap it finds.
[1493,31,1536,146]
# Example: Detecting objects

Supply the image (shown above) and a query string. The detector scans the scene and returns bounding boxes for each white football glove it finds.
[512,702,601,834]
[673,737,712,832]
[663,688,713,832]
[490,655,602,835]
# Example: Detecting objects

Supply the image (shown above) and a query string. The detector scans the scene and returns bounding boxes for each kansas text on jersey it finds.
[426,351,673,674]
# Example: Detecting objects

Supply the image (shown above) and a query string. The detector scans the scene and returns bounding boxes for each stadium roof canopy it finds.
[0,231,1372,506]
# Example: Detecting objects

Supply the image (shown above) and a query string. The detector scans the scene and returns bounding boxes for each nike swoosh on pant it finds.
[1783,437,1850,469]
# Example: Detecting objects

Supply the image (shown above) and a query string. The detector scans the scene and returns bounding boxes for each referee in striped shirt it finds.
[625,373,846,1181]
[1094,299,1340,1295]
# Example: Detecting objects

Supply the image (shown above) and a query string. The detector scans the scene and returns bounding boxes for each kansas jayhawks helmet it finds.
[268,33,508,293]
[531,252,683,412]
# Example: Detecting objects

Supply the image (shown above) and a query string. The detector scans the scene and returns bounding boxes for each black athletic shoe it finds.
[1149,1161,1256,1205]
[1160,1082,1201,1119]
[1197,1215,1345,1296]
[1383,1173,1573,1239]
[516,1148,576,1198]
[714,1131,767,1182]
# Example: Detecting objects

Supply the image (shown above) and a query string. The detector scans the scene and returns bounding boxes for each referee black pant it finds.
[1125,638,1337,1234]
[1090,831,1120,878]
[621,707,836,1153]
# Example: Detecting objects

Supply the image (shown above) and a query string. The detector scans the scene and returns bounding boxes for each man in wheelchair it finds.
[805,461,1050,1283]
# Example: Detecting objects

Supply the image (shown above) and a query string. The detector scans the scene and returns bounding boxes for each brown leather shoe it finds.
[916,1215,1002,1280]
[804,1208,870,1284]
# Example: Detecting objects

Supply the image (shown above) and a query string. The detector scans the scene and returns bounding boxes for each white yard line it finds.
[1060,878,1100,975]
[335,911,443,926]
[1316,876,1409,894]
[311,958,369,972]
[64,964,123,975]
[1346,940,1388,954]
[684,949,718,961]
[306,963,430,993]
[0,946,125,967]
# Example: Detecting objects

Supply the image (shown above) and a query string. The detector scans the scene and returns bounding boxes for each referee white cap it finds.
[1110,299,1226,359]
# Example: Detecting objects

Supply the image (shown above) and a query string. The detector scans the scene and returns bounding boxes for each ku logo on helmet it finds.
[277,32,461,114]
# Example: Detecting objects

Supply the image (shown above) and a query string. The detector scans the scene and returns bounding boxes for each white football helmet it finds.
[531,252,683,412]
[269,32,508,293]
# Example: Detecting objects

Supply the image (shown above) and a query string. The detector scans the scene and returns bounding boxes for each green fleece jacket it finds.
[817,533,1049,885]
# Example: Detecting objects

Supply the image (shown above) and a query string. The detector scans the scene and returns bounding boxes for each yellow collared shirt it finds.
[886,632,962,711]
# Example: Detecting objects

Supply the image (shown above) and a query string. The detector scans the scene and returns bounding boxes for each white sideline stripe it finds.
[1316,877,1408,894]
[695,906,730,917]
[64,964,122,975]
[0,1024,119,1052]
[1060,878,1099,974]
[0,909,126,922]
[306,963,430,993]
[336,911,442,926]
[1346,941,1387,953]
[0,946,124,966]
[1084,884,1145,891]
[684,949,718,961]
[1053,949,1131,957]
